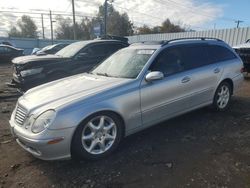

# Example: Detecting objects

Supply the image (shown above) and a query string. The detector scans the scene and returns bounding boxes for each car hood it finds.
[12,54,68,64]
[18,73,130,112]
[233,43,250,49]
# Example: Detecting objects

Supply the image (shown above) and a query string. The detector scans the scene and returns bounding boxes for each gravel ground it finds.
[1,63,250,188]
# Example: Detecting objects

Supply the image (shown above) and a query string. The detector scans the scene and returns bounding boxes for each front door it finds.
[140,46,194,127]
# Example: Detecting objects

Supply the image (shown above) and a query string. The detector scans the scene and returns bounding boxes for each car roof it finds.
[79,39,128,45]
[0,44,22,50]
[130,37,226,49]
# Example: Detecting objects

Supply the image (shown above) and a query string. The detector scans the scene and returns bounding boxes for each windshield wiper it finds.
[95,72,110,77]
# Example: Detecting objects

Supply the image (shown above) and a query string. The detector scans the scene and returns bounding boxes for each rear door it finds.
[180,44,223,107]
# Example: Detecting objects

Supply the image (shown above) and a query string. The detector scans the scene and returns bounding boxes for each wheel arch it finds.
[219,78,234,95]
[70,110,126,146]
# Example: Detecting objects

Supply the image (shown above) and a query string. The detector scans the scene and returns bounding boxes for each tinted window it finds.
[0,47,11,53]
[150,47,185,76]
[107,43,125,54]
[0,47,5,53]
[86,44,108,57]
[182,44,210,70]
[207,45,236,63]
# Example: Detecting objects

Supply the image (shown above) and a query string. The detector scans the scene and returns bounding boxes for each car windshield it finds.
[91,48,155,79]
[41,45,54,51]
[56,41,87,58]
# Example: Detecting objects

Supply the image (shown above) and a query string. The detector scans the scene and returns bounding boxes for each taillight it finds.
[241,67,247,73]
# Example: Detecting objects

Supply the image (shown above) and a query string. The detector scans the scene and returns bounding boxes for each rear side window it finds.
[207,45,236,63]
[181,44,210,70]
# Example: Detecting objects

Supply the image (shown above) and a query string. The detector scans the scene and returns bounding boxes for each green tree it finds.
[161,19,185,33]
[137,19,185,35]
[137,25,153,34]
[8,15,38,38]
[55,16,92,40]
[97,4,134,36]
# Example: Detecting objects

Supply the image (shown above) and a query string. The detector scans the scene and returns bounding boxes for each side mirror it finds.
[145,71,164,82]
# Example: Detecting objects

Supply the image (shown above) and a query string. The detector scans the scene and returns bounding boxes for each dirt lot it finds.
[1,63,250,188]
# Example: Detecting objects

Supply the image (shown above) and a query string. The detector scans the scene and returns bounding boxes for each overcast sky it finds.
[0,0,249,38]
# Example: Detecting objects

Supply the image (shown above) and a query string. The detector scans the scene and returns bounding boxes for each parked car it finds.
[7,39,129,91]
[0,45,24,63]
[9,37,244,160]
[31,48,41,55]
[233,39,250,74]
[33,43,69,55]
[0,41,14,46]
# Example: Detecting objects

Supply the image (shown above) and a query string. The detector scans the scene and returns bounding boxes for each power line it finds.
[113,2,209,30]
[112,2,163,21]
[0,10,96,18]
[155,0,237,23]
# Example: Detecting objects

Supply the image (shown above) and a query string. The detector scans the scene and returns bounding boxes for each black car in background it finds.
[8,39,129,91]
[233,39,250,74]
[33,43,69,55]
[0,45,24,63]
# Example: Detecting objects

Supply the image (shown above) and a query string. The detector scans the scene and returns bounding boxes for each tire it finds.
[212,81,232,111]
[71,112,124,160]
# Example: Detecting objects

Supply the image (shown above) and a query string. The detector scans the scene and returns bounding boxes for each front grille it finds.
[15,105,28,125]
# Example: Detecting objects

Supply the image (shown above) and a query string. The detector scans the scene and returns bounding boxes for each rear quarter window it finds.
[207,45,236,63]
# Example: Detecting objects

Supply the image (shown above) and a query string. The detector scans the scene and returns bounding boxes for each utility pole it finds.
[104,0,108,36]
[235,20,243,28]
[41,14,45,39]
[72,0,77,40]
[49,10,54,44]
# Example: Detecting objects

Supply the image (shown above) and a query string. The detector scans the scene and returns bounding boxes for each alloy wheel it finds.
[81,116,117,155]
[216,85,230,109]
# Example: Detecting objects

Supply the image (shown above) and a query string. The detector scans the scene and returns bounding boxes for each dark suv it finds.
[8,39,128,91]
[233,39,250,74]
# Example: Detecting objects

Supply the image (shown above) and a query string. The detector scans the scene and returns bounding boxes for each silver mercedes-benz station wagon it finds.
[9,38,244,160]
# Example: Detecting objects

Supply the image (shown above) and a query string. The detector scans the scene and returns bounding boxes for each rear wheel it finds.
[213,82,232,111]
[71,112,123,160]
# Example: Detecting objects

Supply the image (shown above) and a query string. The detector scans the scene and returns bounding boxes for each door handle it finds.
[181,76,191,83]
[214,68,221,74]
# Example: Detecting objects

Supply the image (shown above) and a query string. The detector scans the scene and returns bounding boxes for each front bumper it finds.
[9,119,75,160]
[7,72,46,91]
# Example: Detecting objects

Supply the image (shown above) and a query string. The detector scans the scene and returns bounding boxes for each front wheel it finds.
[71,112,123,160]
[213,82,232,111]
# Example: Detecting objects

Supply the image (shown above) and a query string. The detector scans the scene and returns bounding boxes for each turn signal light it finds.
[47,137,64,145]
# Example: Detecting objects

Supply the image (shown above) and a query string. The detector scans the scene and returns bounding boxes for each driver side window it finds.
[150,47,185,77]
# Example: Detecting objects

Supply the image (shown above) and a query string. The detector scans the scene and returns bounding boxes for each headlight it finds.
[31,110,56,134]
[20,68,43,77]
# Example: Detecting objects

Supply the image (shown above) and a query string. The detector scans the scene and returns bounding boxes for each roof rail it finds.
[131,41,167,46]
[162,37,223,46]
[99,35,129,43]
